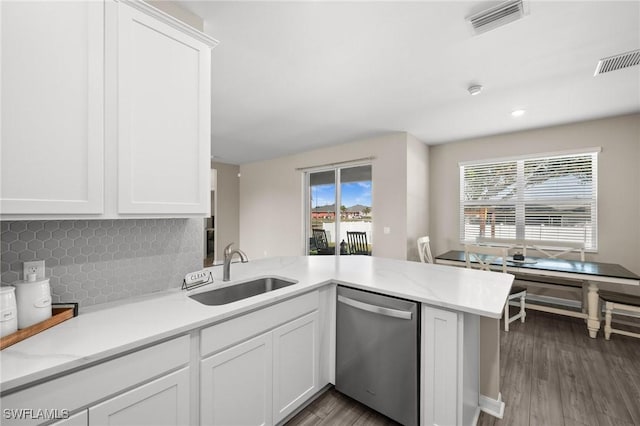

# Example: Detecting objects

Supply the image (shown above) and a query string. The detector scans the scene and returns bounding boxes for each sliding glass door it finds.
[306,164,372,256]
[308,170,337,255]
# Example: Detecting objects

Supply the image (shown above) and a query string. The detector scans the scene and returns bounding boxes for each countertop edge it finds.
[0,256,513,393]
[0,280,332,392]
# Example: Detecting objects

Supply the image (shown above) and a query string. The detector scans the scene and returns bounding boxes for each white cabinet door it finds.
[51,411,88,426]
[117,3,211,215]
[201,333,273,426]
[89,367,190,426]
[422,306,460,426]
[0,1,104,215]
[272,312,319,424]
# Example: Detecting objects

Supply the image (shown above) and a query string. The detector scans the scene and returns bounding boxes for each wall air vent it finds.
[467,0,527,35]
[594,49,640,76]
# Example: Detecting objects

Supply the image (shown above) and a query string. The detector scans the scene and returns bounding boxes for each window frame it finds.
[459,148,600,251]
[302,161,373,256]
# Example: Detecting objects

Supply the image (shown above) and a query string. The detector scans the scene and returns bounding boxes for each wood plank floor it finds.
[286,310,640,426]
[286,386,400,426]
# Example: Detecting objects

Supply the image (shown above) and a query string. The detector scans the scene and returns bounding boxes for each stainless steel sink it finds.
[189,276,297,306]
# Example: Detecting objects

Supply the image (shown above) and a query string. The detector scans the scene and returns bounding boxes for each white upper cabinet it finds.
[116,3,212,214]
[0,1,104,215]
[0,0,217,219]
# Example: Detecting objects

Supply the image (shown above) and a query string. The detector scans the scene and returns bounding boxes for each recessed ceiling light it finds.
[511,109,526,117]
[468,84,483,96]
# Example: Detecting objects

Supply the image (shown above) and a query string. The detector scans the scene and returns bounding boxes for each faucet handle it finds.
[224,243,234,257]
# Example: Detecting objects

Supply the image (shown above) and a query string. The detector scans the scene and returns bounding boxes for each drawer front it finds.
[200,291,319,357]
[1,335,190,426]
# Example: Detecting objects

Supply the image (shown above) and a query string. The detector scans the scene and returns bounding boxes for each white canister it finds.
[0,286,18,337]
[15,274,52,329]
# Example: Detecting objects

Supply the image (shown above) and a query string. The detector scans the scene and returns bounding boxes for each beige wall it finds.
[239,133,417,260]
[406,134,430,261]
[235,115,639,404]
[212,161,240,262]
[147,1,204,31]
[429,114,640,282]
[429,113,640,401]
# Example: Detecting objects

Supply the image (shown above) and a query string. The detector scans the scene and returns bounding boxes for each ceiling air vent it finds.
[594,49,640,76]
[467,0,527,35]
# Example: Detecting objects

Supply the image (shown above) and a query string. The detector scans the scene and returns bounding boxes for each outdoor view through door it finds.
[307,165,372,256]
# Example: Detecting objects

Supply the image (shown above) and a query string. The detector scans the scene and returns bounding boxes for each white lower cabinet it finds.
[1,287,485,426]
[421,305,480,426]
[89,367,190,426]
[51,367,191,426]
[51,411,88,426]
[200,311,320,426]
[272,313,320,423]
[200,333,273,426]
[0,336,190,426]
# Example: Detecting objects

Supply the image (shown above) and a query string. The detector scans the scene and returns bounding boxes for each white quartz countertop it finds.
[0,255,513,392]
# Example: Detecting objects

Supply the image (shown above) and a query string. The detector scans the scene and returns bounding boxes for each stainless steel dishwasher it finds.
[336,286,419,426]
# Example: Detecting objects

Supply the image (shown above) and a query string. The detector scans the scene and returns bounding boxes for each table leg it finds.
[582,284,589,323]
[587,282,600,338]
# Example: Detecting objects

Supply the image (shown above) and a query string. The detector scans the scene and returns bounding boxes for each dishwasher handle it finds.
[337,295,413,320]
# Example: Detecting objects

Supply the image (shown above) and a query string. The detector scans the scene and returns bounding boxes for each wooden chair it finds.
[464,244,526,332]
[523,240,585,261]
[600,291,640,341]
[417,236,434,264]
[346,231,370,255]
[312,229,334,255]
[476,237,589,320]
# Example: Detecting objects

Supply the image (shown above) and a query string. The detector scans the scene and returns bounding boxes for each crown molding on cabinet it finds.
[119,0,219,48]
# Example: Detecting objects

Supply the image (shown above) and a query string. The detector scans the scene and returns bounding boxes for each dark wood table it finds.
[435,250,640,338]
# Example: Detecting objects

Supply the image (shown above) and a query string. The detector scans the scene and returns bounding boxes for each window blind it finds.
[460,151,598,250]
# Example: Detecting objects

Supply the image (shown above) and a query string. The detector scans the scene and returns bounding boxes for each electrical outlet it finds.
[23,260,45,280]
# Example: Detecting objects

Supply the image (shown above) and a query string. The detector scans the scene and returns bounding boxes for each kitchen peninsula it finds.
[0,256,513,426]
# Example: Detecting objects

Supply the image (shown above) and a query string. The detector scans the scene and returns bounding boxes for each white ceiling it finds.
[179,1,640,165]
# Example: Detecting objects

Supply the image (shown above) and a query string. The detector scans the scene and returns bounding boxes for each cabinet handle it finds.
[337,295,413,320]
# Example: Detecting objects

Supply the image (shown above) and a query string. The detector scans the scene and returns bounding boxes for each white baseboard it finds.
[471,406,482,426]
[479,392,505,419]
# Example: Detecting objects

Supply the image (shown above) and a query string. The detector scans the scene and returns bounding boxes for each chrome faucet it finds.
[223,243,249,281]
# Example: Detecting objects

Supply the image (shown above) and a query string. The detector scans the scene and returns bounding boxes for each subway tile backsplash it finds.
[1,219,203,308]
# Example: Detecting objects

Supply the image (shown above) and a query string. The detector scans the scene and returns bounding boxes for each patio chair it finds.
[312,229,334,255]
[346,231,370,255]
